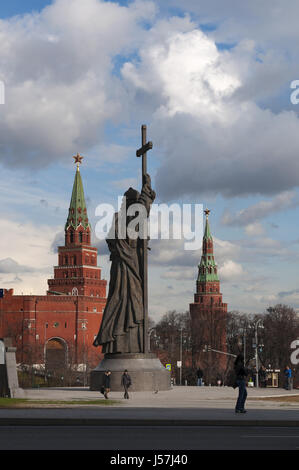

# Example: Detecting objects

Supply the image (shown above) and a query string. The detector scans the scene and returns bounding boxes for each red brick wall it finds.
[0,289,105,368]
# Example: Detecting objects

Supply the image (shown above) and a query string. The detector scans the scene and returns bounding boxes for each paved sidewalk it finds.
[1,386,298,427]
[18,384,299,408]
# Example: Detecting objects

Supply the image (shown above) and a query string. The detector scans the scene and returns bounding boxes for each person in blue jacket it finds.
[284,366,292,390]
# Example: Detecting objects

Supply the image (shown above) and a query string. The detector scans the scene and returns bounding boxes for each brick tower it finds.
[189,209,227,383]
[48,154,106,298]
[0,154,107,379]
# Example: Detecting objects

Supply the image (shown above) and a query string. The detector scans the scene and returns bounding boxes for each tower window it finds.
[70,231,74,243]
[79,232,83,243]
[72,287,79,296]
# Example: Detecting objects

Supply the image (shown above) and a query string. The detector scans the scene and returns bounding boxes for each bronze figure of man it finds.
[93,173,155,354]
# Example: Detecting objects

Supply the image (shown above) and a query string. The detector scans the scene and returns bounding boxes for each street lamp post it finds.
[44,322,48,367]
[180,328,183,386]
[255,326,258,387]
[243,330,246,365]
[83,324,86,387]
[254,319,264,388]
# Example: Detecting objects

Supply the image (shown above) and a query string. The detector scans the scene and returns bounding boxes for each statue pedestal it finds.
[90,353,171,392]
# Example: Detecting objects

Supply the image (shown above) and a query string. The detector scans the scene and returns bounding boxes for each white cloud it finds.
[161,267,196,281]
[1,1,299,202]
[244,222,265,237]
[0,257,35,274]
[218,260,245,281]
[123,27,240,118]
[0,218,58,294]
[259,294,279,305]
[164,1,299,46]
[213,237,241,263]
[120,18,299,200]
[222,191,298,227]
[0,0,156,168]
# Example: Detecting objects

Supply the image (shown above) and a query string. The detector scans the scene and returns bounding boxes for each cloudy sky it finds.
[1,0,299,321]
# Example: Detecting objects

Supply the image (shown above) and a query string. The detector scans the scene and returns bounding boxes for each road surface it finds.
[0,425,299,450]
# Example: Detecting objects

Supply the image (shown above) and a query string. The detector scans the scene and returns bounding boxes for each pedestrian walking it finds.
[251,367,257,387]
[196,367,203,386]
[284,366,292,390]
[258,366,267,388]
[121,369,132,399]
[103,370,111,399]
[234,354,248,414]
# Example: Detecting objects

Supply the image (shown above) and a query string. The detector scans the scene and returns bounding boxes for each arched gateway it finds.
[45,338,67,373]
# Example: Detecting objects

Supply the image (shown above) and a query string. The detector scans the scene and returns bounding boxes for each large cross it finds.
[136,124,153,354]
[136,124,153,184]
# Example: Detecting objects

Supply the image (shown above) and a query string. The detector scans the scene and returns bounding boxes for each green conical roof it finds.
[197,210,219,282]
[203,217,212,240]
[65,166,90,231]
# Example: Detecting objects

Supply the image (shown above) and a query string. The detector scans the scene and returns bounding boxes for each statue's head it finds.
[124,187,140,207]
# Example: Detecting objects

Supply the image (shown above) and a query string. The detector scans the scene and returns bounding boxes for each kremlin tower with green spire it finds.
[189,209,228,381]
[0,154,107,375]
[48,154,106,297]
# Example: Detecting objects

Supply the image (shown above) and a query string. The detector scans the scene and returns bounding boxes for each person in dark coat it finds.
[196,367,203,386]
[234,354,248,413]
[103,370,111,399]
[121,369,132,399]
[258,366,267,388]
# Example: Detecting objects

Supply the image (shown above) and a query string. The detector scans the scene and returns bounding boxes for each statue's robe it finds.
[93,180,155,353]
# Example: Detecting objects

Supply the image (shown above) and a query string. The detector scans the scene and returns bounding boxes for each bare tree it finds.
[260,304,299,385]
[152,310,193,383]
[150,303,299,387]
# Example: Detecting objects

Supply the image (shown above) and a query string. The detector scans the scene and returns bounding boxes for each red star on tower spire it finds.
[204,208,210,219]
[73,153,84,170]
